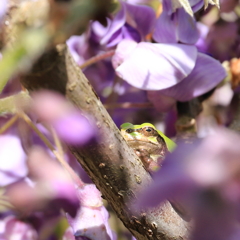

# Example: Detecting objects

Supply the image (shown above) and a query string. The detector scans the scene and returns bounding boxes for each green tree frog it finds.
[120,123,176,172]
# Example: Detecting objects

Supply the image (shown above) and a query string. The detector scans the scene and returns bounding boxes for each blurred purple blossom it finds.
[138,127,240,240]
[6,147,80,218]
[63,227,76,240]
[101,1,155,47]
[67,35,90,66]
[31,90,95,145]
[195,22,209,53]
[0,215,38,240]
[0,135,27,187]
[53,111,95,145]
[0,0,7,22]
[67,184,116,240]
[205,21,238,62]
[67,21,109,66]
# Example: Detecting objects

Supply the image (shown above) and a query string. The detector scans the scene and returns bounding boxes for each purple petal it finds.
[1,216,38,240]
[0,0,7,22]
[67,35,88,65]
[125,2,156,37]
[0,135,27,187]
[138,128,240,240]
[162,0,174,14]
[115,42,197,90]
[67,185,116,240]
[190,0,204,12]
[51,181,80,218]
[53,112,95,145]
[154,8,199,44]
[195,22,209,53]
[160,53,227,101]
[153,10,177,44]
[106,29,125,48]
[137,142,198,208]
[176,8,199,44]
[91,20,110,41]
[101,1,155,47]
[122,24,141,42]
[112,39,138,69]
[100,3,126,46]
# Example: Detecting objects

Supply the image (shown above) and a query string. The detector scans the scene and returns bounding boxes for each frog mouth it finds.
[126,140,160,149]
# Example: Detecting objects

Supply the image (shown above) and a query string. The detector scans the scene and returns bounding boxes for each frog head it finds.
[120,122,176,152]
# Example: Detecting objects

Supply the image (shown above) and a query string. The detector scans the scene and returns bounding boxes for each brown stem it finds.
[104,102,154,109]
[20,113,84,188]
[79,50,115,69]
[0,114,19,134]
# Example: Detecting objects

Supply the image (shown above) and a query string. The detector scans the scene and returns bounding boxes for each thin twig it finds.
[104,102,154,109]
[20,112,55,151]
[50,126,65,159]
[20,112,84,188]
[53,150,85,188]
[79,50,115,69]
[0,114,19,134]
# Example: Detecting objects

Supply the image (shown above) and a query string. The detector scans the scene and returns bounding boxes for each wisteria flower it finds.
[0,135,27,187]
[31,90,95,145]
[157,52,227,101]
[0,215,38,240]
[67,21,109,66]
[6,146,80,218]
[138,127,240,240]
[205,21,238,62]
[67,184,116,240]
[153,0,203,44]
[101,1,155,47]
[112,39,198,90]
[112,39,226,111]
[195,22,209,53]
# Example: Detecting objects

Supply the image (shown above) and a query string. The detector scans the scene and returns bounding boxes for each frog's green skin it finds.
[120,122,176,171]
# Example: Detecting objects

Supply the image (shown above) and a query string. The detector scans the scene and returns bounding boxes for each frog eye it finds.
[145,127,153,132]
[126,128,134,133]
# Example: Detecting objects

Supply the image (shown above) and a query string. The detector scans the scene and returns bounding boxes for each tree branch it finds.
[20,44,189,240]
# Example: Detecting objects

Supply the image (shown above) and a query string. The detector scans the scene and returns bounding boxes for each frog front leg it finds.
[134,148,160,172]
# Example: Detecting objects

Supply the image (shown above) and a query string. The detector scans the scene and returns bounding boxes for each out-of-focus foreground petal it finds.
[138,127,240,208]
[31,90,95,145]
[0,215,38,240]
[67,184,116,240]
[137,127,240,240]
[0,135,27,187]
[0,0,7,22]
[6,147,80,218]
[114,40,197,90]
